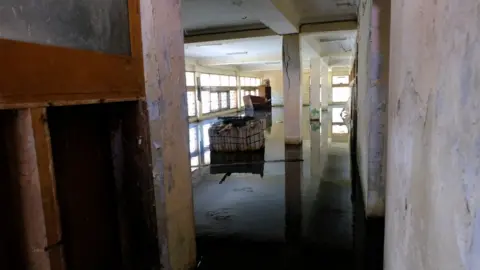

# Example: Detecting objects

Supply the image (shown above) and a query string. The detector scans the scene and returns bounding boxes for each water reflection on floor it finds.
[188,107,360,270]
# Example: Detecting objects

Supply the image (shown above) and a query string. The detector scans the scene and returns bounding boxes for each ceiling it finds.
[182,0,357,35]
[184,31,356,72]
[182,0,264,34]
[182,0,358,72]
[184,36,282,58]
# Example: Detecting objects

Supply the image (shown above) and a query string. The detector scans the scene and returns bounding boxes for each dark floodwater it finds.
[189,108,384,270]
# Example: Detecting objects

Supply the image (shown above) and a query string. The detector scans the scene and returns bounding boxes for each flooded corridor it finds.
[188,107,380,269]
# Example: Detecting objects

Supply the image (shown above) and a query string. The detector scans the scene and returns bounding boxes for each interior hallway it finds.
[187,107,377,269]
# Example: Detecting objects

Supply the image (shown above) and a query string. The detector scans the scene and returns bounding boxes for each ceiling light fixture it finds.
[196,43,223,47]
[265,61,280,65]
[226,51,248,55]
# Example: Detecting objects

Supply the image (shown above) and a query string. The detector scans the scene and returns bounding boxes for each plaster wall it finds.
[385,0,480,269]
[356,0,389,217]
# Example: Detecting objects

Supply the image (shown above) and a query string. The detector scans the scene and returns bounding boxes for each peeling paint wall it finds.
[356,0,389,217]
[385,0,480,269]
[0,0,130,54]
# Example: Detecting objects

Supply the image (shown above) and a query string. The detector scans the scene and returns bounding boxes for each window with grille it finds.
[201,91,210,114]
[240,90,245,107]
[220,92,228,109]
[229,90,237,108]
[240,76,261,87]
[189,128,197,154]
[203,124,211,148]
[187,91,196,116]
[199,73,239,114]
[210,92,219,111]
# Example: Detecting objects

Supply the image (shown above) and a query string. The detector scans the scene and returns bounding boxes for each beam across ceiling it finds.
[184,28,276,44]
[185,20,358,44]
[197,53,282,66]
[232,0,300,34]
[300,21,357,34]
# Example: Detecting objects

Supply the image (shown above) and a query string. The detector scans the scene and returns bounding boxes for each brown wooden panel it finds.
[48,104,122,270]
[0,108,65,270]
[128,0,143,59]
[0,39,144,108]
[30,108,65,270]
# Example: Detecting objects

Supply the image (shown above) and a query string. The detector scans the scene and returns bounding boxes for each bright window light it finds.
[229,90,237,108]
[210,92,219,111]
[220,75,229,86]
[185,72,195,86]
[201,91,210,113]
[210,75,220,86]
[203,125,210,147]
[189,128,197,153]
[200,74,210,86]
[204,150,211,165]
[332,108,344,123]
[332,87,351,102]
[187,92,196,116]
[220,92,228,109]
[229,76,237,87]
[332,75,349,85]
[332,124,349,134]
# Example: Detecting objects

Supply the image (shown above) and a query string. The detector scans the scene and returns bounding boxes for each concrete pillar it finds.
[320,58,330,110]
[282,34,302,144]
[140,0,196,269]
[310,58,321,120]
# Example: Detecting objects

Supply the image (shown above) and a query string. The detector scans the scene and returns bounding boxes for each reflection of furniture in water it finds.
[209,149,265,181]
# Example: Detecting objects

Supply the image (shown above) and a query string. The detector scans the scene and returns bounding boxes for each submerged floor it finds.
[189,107,381,270]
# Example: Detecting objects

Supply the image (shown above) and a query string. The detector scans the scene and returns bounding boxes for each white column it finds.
[321,58,330,110]
[282,34,302,144]
[310,58,321,120]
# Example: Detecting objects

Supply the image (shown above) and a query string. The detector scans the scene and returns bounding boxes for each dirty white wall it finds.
[262,70,284,106]
[385,0,480,269]
[356,0,388,217]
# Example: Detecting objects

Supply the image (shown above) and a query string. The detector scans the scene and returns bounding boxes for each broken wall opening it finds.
[0,110,28,270]
[47,102,158,270]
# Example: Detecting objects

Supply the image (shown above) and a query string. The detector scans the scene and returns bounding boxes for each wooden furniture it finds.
[258,85,272,101]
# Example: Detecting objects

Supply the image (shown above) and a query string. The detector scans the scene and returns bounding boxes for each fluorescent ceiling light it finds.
[226,51,248,55]
[265,61,280,65]
[196,43,223,47]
